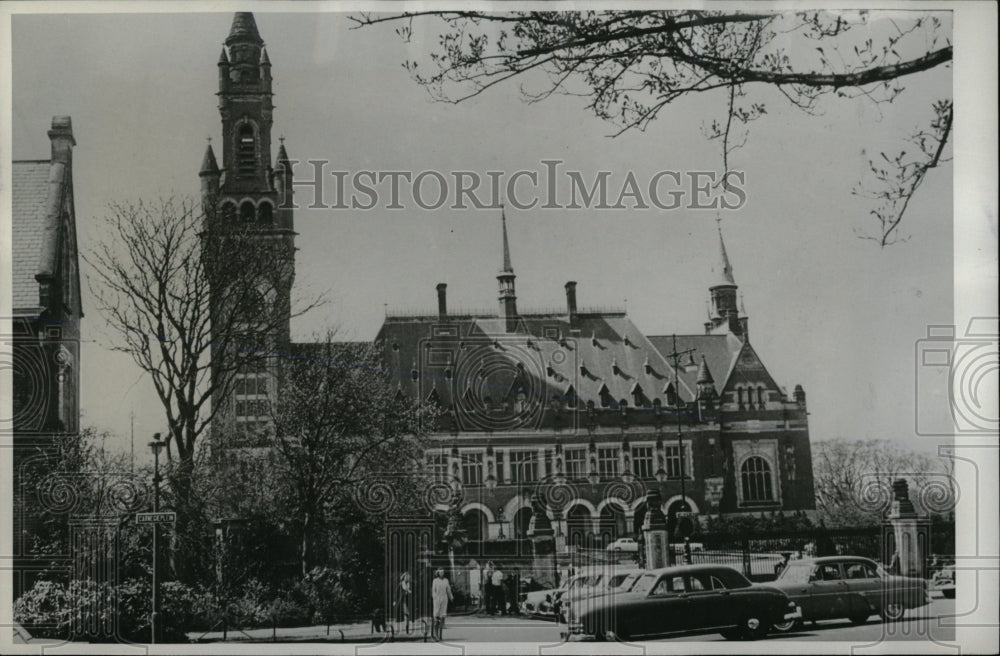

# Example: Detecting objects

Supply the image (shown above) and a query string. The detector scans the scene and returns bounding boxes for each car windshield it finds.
[779,563,814,584]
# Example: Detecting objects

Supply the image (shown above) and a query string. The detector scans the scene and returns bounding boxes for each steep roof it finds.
[12,159,76,314]
[647,333,743,396]
[377,312,700,421]
[226,12,263,46]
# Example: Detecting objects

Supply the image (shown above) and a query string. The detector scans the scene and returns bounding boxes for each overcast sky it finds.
[11,10,957,460]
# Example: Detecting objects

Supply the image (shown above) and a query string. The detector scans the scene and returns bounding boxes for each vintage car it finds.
[569,564,800,641]
[769,556,931,631]
[520,584,565,619]
[560,567,644,626]
[606,537,639,552]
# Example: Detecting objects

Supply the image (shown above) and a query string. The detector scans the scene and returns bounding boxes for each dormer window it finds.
[237,124,256,176]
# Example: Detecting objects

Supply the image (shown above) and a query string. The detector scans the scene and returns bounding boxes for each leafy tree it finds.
[86,197,321,581]
[353,10,952,245]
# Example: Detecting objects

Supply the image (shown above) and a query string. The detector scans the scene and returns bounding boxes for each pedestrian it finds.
[507,569,520,616]
[395,570,412,634]
[432,569,453,641]
[483,561,494,614]
[491,565,505,615]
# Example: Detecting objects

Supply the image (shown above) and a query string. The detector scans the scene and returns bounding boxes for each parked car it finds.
[560,567,644,626]
[931,557,955,599]
[769,556,931,631]
[606,537,639,552]
[520,583,566,619]
[568,564,800,641]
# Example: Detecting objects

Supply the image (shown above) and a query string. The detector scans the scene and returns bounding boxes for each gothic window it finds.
[220,201,237,223]
[740,456,774,502]
[426,452,448,482]
[258,202,273,224]
[509,451,537,483]
[564,448,587,479]
[240,201,255,222]
[737,387,746,410]
[237,124,257,176]
[461,452,484,486]
[597,447,619,478]
[632,446,654,479]
[664,444,688,479]
[665,383,677,407]
[758,386,768,409]
[234,359,269,427]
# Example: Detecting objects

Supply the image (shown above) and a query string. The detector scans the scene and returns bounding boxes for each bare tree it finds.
[86,197,321,577]
[352,10,952,244]
[235,334,439,576]
[812,439,954,526]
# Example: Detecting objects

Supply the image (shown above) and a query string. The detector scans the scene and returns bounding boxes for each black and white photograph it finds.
[1,2,997,653]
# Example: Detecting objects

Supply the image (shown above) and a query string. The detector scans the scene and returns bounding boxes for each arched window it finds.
[740,456,774,502]
[758,386,767,408]
[237,124,256,176]
[240,201,255,222]
[220,201,237,223]
[258,202,273,224]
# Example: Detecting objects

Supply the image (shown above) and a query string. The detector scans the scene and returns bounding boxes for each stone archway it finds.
[512,506,533,540]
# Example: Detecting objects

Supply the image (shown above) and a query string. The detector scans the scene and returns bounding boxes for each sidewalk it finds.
[187,618,435,643]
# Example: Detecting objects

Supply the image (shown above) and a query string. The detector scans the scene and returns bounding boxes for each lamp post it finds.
[148,433,166,644]
[665,335,696,564]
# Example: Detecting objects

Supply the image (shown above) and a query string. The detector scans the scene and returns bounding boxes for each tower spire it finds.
[501,203,513,273]
[714,217,735,286]
[496,204,518,331]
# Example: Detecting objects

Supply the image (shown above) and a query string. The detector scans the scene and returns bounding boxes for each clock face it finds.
[452,339,545,431]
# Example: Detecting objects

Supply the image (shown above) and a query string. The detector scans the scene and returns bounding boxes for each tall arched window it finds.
[237,124,256,176]
[240,201,255,223]
[740,456,774,502]
[258,202,273,224]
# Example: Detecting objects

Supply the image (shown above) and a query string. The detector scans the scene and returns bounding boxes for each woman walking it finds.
[431,568,454,641]
[396,571,412,634]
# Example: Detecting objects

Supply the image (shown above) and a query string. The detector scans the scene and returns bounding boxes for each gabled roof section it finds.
[647,333,743,397]
[12,157,81,318]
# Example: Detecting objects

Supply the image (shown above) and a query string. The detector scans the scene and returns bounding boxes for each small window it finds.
[258,202,273,224]
[237,124,256,176]
[710,576,727,590]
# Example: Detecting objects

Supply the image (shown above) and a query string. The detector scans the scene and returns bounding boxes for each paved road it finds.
[423,598,955,644]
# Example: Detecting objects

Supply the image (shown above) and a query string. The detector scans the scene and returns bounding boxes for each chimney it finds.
[436,283,447,319]
[48,116,75,165]
[565,281,577,323]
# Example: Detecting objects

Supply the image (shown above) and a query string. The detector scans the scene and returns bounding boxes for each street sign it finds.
[136,511,176,524]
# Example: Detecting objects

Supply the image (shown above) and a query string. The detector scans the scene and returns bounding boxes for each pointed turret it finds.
[226,12,264,46]
[696,355,714,386]
[712,222,736,287]
[260,46,271,65]
[705,220,747,340]
[218,47,230,65]
[501,205,513,273]
[497,205,518,331]
[200,143,220,177]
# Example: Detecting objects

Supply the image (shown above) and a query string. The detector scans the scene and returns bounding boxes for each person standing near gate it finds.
[483,561,494,614]
[395,571,412,634]
[491,565,505,615]
[431,569,453,640]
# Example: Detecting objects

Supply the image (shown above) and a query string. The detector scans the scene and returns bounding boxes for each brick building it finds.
[202,13,815,550]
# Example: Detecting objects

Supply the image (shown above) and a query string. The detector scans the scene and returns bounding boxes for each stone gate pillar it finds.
[527,493,556,588]
[886,478,929,578]
[642,489,670,570]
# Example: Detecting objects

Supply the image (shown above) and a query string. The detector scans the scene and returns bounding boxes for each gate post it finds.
[886,479,929,578]
[642,489,669,570]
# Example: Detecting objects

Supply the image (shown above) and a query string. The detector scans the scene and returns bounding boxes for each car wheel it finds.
[880,602,905,622]
[849,613,869,625]
[740,615,771,640]
[772,618,800,633]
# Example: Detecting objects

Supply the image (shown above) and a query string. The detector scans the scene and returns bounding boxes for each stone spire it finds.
[226,12,263,46]
[712,220,736,288]
[501,204,513,273]
[497,204,518,331]
[199,142,220,176]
